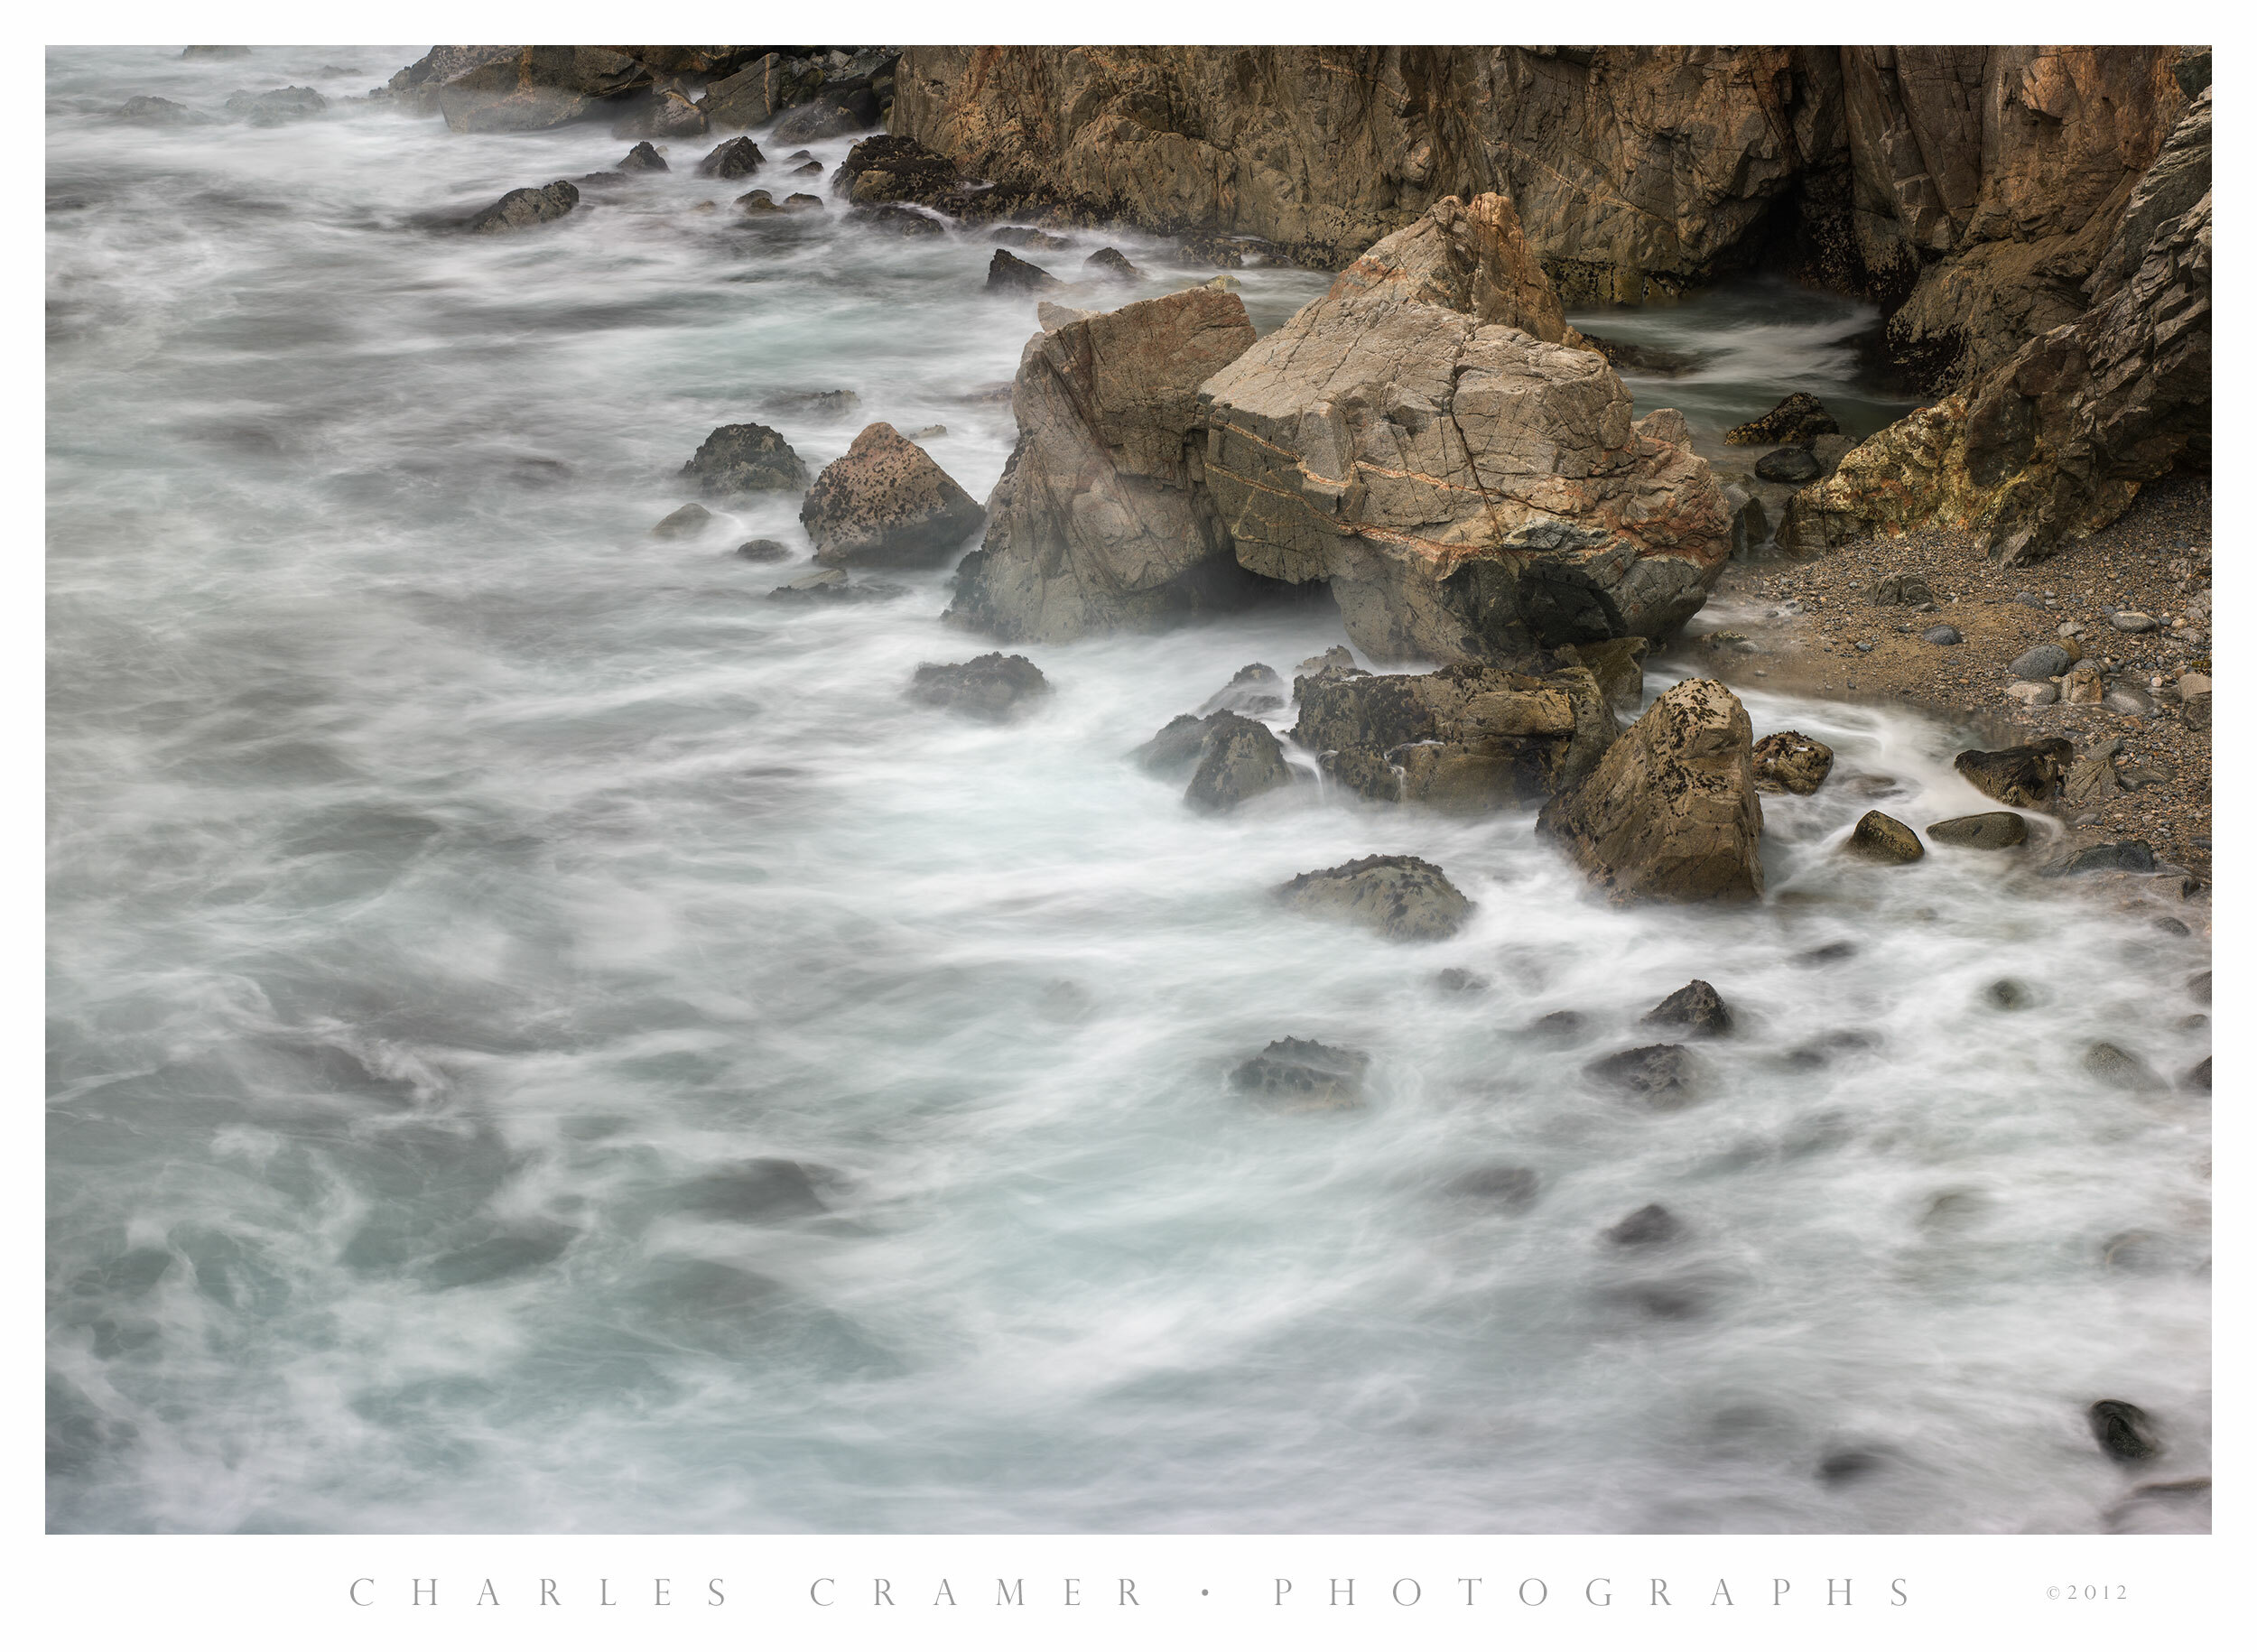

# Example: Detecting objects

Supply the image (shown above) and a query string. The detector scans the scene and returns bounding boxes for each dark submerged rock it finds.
[225,85,326,126]
[733,539,792,562]
[2087,1399,2161,1462]
[677,1158,827,1222]
[1586,1044,1696,1106]
[681,422,809,497]
[2039,840,2158,877]
[2083,1041,2166,1091]
[1184,712,1292,813]
[1642,979,1732,1037]
[618,140,668,172]
[115,96,206,125]
[1435,968,1490,994]
[465,179,580,234]
[1527,1009,1586,1043]
[766,568,908,605]
[1231,1037,1370,1112]
[1274,854,1472,942]
[1131,712,1217,777]
[1198,663,1286,717]
[1754,445,1821,484]
[1926,812,2029,849]
[987,248,1062,293]
[1444,1165,1539,1206]
[906,654,1051,722]
[1084,246,1146,283]
[697,135,765,179]
[1603,1203,1683,1247]
[648,501,712,539]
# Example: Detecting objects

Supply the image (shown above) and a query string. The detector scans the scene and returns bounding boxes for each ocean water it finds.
[46,46,2210,1534]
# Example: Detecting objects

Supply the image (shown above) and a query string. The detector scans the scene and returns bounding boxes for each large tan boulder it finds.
[947,287,1259,641]
[1198,240,1730,664]
[1536,678,1764,903]
[801,424,985,568]
[1288,658,1614,812]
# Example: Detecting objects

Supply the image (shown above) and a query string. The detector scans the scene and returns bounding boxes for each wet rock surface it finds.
[1537,679,1764,904]
[1274,854,1472,942]
[801,423,985,567]
[1926,812,2029,849]
[465,179,579,234]
[1641,980,1732,1037]
[1751,730,1834,795]
[1289,658,1616,814]
[1844,810,1924,864]
[906,654,1051,722]
[1231,1038,1370,1112]
[1585,1044,1697,1107]
[681,422,808,497]
[1183,712,1292,813]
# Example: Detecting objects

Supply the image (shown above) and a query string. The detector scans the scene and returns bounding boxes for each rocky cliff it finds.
[1783,86,2209,561]
[891,45,2194,390]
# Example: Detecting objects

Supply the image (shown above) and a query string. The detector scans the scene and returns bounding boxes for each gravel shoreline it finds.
[1649,475,2214,887]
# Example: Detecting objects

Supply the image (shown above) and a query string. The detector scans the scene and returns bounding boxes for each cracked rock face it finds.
[1536,677,1763,903]
[947,287,1260,643]
[1197,197,1729,665]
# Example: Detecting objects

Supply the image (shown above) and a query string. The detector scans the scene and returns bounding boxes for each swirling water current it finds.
[46,47,2209,1533]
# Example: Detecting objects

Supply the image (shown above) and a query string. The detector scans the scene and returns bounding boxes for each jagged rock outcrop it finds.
[1850,48,2193,385]
[891,46,1840,284]
[892,46,2193,404]
[1288,657,1614,812]
[1322,192,1575,346]
[947,288,1259,642]
[1198,197,1731,664]
[1782,87,2209,561]
[1536,677,1764,903]
[801,423,985,567]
